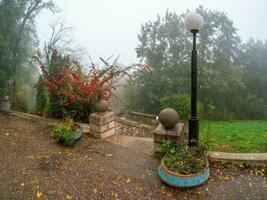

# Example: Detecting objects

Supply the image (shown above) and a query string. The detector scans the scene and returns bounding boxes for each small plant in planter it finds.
[52,118,84,146]
[158,140,210,187]
[52,123,75,146]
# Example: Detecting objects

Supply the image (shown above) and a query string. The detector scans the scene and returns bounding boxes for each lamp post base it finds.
[188,116,199,147]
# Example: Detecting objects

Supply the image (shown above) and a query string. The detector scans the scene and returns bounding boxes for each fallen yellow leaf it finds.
[36,191,43,198]
[126,178,131,184]
[219,175,231,181]
[93,188,98,193]
[106,154,113,160]
[26,155,35,160]
[21,183,25,187]
[66,194,73,199]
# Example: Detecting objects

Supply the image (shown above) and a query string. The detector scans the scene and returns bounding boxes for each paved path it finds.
[0,114,266,199]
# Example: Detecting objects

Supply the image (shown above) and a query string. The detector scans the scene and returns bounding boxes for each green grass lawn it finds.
[200,120,267,153]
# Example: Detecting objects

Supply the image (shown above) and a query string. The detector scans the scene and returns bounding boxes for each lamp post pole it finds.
[188,30,199,147]
[184,12,204,147]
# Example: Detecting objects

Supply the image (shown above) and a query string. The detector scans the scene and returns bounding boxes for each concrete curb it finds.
[208,151,267,165]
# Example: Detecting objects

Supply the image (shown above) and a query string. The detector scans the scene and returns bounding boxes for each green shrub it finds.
[162,140,208,174]
[52,124,75,146]
[10,90,28,112]
[0,69,8,101]
[36,76,47,115]
[160,94,203,120]
[242,94,267,119]
[48,95,63,119]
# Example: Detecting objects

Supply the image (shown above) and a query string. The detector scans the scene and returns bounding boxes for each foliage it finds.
[200,120,267,153]
[126,6,248,118]
[36,76,47,115]
[34,48,150,122]
[238,39,267,119]
[52,123,75,146]
[10,87,29,112]
[162,140,208,174]
[122,82,142,112]
[0,0,55,111]
[160,94,203,120]
[241,95,267,119]
[0,69,8,101]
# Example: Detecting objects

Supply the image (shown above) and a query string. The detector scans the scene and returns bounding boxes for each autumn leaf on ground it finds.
[26,155,35,160]
[66,194,73,199]
[219,175,232,181]
[84,155,93,161]
[111,191,119,200]
[20,183,25,187]
[93,188,98,193]
[36,191,43,198]
[161,186,166,194]
[126,178,131,184]
[106,154,113,160]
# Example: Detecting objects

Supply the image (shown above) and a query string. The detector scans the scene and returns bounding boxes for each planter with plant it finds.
[52,118,83,146]
[158,140,210,187]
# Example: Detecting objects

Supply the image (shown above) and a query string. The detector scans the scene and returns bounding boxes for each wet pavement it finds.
[0,114,266,199]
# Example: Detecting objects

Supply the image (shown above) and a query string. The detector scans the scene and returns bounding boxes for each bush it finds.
[36,76,47,115]
[52,124,75,146]
[0,69,8,101]
[122,84,141,112]
[160,94,203,120]
[10,89,28,112]
[242,94,267,119]
[162,140,208,174]
[34,48,149,122]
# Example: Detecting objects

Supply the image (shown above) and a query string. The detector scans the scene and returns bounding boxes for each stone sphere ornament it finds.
[158,108,179,129]
[96,99,109,113]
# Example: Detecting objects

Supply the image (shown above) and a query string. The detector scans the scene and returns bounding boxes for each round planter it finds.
[72,124,84,141]
[158,160,210,187]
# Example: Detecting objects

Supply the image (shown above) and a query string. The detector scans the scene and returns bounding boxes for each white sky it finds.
[36,0,267,65]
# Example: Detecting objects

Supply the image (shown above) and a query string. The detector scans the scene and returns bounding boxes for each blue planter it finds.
[73,127,84,141]
[158,160,210,187]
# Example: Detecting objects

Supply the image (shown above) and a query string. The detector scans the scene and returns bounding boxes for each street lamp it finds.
[184,12,204,147]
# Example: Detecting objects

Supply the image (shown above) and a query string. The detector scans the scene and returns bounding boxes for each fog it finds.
[36,0,267,65]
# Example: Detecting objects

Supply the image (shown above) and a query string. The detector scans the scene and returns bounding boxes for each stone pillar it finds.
[89,111,116,139]
[153,108,185,153]
[153,123,184,153]
[0,96,10,114]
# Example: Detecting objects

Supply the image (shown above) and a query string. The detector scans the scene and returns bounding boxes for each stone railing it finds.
[114,117,154,138]
[117,110,157,126]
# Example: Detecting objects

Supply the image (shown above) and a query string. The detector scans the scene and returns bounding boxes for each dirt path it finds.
[0,114,266,199]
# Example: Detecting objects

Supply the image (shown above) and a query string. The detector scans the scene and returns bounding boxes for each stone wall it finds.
[115,117,154,138]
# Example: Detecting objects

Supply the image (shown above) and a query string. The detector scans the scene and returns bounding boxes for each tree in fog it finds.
[127,6,243,117]
[0,0,56,110]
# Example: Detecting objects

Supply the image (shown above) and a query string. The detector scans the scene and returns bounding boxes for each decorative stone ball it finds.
[4,96,9,101]
[96,100,109,113]
[158,108,179,129]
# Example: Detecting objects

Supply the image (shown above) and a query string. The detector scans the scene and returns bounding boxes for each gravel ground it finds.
[0,114,266,200]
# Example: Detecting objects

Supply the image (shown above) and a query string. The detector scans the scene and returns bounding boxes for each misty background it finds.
[0,0,267,121]
[36,0,267,65]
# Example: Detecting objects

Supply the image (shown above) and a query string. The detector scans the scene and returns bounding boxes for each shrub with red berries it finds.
[33,49,151,122]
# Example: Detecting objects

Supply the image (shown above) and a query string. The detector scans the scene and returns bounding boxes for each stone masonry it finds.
[153,123,184,153]
[89,111,116,139]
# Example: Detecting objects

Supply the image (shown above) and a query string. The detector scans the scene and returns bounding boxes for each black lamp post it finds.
[184,13,204,147]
